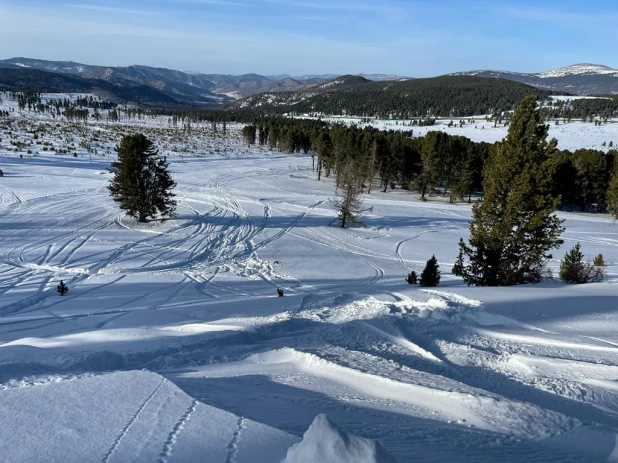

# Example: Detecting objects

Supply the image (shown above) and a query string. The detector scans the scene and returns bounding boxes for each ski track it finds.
[396,230,439,270]
[1,117,618,463]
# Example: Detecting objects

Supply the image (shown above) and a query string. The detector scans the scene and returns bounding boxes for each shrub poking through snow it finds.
[277,288,284,297]
[57,280,68,295]
[420,255,441,287]
[406,271,418,285]
[559,243,605,284]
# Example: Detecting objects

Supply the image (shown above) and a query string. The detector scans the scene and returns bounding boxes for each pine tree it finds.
[420,256,440,287]
[559,243,605,283]
[591,253,607,282]
[607,165,618,219]
[57,280,68,295]
[415,132,443,200]
[453,95,564,286]
[593,253,605,267]
[108,134,176,223]
[559,243,586,283]
[406,271,418,284]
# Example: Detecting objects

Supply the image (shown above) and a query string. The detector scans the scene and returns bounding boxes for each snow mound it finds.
[295,293,478,325]
[283,414,398,463]
[0,370,299,463]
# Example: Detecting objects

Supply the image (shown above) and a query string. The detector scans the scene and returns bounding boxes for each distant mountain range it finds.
[449,64,618,95]
[267,73,409,82]
[0,58,617,107]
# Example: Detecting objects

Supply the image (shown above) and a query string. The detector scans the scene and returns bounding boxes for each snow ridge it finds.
[538,63,618,78]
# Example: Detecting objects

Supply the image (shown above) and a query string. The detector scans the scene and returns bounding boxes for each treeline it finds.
[243,118,490,200]
[242,117,618,213]
[240,76,561,119]
[542,96,618,121]
[48,96,117,111]
[552,148,617,212]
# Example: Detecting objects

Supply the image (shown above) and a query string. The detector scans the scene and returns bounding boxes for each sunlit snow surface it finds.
[1,96,618,462]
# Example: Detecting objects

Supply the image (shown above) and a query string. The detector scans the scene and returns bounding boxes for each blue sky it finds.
[1,0,617,76]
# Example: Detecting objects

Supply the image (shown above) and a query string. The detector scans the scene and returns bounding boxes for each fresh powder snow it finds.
[0,92,618,462]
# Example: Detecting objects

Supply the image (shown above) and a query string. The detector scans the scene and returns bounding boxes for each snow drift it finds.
[283,414,398,463]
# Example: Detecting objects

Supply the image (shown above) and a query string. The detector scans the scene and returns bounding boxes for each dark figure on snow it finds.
[57,280,68,296]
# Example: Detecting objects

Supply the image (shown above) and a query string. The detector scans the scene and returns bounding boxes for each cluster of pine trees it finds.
[542,96,618,121]
[242,118,491,202]
[240,117,618,214]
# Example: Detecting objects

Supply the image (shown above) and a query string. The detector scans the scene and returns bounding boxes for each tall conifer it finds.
[108,134,176,222]
[607,165,618,219]
[453,96,564,286]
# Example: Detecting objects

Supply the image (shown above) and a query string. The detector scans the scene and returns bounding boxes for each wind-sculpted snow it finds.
[1,105,618,461]
[283,414,398,463]
[0,371,299,463]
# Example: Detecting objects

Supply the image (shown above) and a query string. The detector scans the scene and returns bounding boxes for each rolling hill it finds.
[238,75,566,118]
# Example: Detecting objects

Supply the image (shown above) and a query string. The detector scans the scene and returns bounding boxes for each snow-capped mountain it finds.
[268,73,408,82]
[357,73,411,81]
[537,63,618,78]
[450,63,618,95]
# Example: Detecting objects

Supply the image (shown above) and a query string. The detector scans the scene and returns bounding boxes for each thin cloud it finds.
[65,4,160,16]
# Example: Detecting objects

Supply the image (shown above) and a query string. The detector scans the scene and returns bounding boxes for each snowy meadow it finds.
[1,93,618,462]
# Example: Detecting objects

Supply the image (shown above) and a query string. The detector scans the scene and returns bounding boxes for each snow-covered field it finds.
[296,113,618,153]
[1,95,618,462]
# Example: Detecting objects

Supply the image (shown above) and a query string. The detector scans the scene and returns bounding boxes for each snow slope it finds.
[1,99,618,461]
[0,370,299,463]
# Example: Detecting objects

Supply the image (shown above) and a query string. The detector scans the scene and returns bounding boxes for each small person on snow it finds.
[277,288,284,297]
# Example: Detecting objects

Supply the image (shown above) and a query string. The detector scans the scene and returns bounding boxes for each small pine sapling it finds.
[591,254,606,283]
[420,255,441,287]
[57,280,68,296]
[406,271,418,285]
[559,244,605,284]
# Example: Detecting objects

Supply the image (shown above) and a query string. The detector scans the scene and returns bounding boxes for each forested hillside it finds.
[239,76,563,118]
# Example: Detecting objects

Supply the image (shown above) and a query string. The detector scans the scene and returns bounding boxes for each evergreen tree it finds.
[420,255,441,287]
[57,280,68,296]
[315,130,334,181]
[108,134,177,223]
[559,243,605,284]
[607,165,618,219]
[415,131,443,200]
[406,271,418,284]
[593,253,606,268]
[453,95,564,286]
[242,125,256,145]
